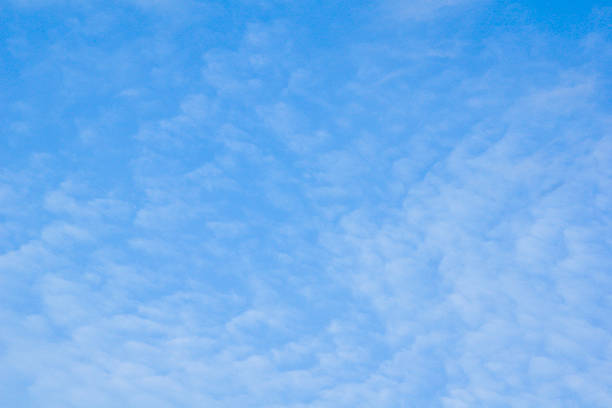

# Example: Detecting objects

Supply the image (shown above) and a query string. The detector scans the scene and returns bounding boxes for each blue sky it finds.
[1,0,611,406]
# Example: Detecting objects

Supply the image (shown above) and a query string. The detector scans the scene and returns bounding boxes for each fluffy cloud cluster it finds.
[1,0,611,406]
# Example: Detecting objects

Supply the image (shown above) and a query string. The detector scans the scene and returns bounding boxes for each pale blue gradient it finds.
[1,1,611,407]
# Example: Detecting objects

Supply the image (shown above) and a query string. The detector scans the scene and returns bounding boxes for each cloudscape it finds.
[1,0,611,406]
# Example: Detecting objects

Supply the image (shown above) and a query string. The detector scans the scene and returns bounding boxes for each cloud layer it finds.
[1,1,611,406]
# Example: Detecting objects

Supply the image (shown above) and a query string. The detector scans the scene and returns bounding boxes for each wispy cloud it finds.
[1,0,611,406]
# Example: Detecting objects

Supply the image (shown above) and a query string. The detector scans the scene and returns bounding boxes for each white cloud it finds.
[1,2,611,407]
[382,0,485,20]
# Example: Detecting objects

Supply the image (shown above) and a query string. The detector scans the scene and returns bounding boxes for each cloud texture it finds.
[1,0,612,406]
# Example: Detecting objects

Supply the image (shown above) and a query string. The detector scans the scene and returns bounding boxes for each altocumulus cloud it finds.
[1,0,611,407]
